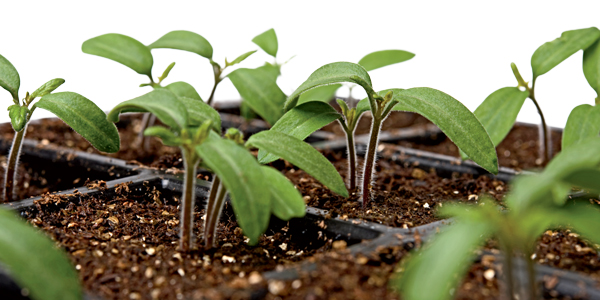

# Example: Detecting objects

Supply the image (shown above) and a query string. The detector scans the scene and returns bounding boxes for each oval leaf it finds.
[0,208,82,300]
[8,105,29,132]
[196,135,270,245]
[247,131,349,197]
[389,88,498,174]
[261,166,306,220]
[474,87,529,146]
[583,39,600,97]
[258,101,341,164]
[297,84,342,105]
[148,30,213,59]
[563,104,600,150]
[0,53,20,99]
[165,81,202,101]
[228,67,286,125]
[531,27,600,79]
[178,96,221,132]
[285,62,374,111]
[229,50,257,66]
[107,89,187,131]
[358,50,415,72]
[252,28,278,57]
[35,92,120,153]
[82,33,153,76]
[30,78,65,99]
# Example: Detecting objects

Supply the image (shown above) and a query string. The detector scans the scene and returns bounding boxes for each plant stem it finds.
[138,113,151,149]
[525,250,538,300]
[502,245,516,300]
[3,126,27,203]
[179,147,199,252]
[207,64,223,107]
[203,177,227,248]
[528,79,551,164]
[339,120,357,190]
[361,116,383,207]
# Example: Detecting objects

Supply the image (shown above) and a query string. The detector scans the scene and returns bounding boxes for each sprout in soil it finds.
[0,53,119,202]
[108,89,347,251]
[471,27,600,165]
[265,60,498,207]
[396,137,600,300]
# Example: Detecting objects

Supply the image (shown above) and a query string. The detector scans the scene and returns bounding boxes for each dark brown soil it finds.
[23,182,335,300]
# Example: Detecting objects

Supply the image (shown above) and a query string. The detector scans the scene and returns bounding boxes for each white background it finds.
[1,0,599,128]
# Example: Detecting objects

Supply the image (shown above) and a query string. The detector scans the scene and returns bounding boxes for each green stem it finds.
[528,79,551,164]
[179,147,199,252]
[207,64,223,107]
[361,115,383,207]
[203,177,227,249]
[3,126,27,203]
[502,244,516,300]
[340,120,357,190]
[525,250,538,300]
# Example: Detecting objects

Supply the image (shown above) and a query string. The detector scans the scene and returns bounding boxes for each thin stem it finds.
[525,250,538,300]
[179,147,199,252]
[203,178,227,249]
[339,120,357,190]
[207,65,223,107]
[502,244,516,300]
[143,114,157,150]
[138,113,151,149]
[527,79,551,164]
[361,116,383,207]
[3,126,27,203]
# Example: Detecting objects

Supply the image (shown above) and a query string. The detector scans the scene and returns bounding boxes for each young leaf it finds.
[388,88,498,174]
[473,87,529,146]
[158,62,176,82]
[177,96,221,132]
[228,67,286,125]
[285,62,374,111]
[252,28,278,57]
[258,101,341,164]
[148,30,213,59]
[144,126,181,146]
[256,62,281,81]
[30,78,66,99]
[82,33,154,76]
[0,53,20,100]
[107,89,187,131]
[196,135,270,245]
[297,84,342,105]
[583,39,600,98]
[229,50,258,66]
[261,166,306,220]
[0,208,82,300]
[531,27,600,79]
[165,81,202,101]
[562,104,600,150]
[395,221,492,300]
[8,105,29,132]
[35,92,120,153]
[247,131,349,198]
[358,50,415,72]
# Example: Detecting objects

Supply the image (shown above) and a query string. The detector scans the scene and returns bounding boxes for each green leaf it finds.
[158,62,176,82]
[82,33,154,76]
[562,104,600,150]
[0,53,20,99]
[107,89,187,131]
[560,167,600,194]
[229,50,257,66]
[144,126,181,146]
[297,84,342,105]
[261,166,306,220]
[148,30,213,59]
[165,81,202,101]
[247,131,348,197]
[545,137,600,179]
[258,101,341,164]
[35,92,120,153]
[531,27,600,79]
[394,220,492,300]
[256,62,281,81]
[357,50,415,72]
[196,135,270,245]
[583,39,600,97]
[541,202,600,246]
[0,208,82,300]
[30,78,65,99]
[177,96,221,132]
[252,28,278,57]
[8,105,29,132]
[285,62,374,111]
[228,67,286,125]
[473,87,529,146]
[388,88,498,174]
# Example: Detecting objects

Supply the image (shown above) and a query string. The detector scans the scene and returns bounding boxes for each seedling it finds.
[262,61,498,207]
[472,27,600,165]
[0,54,119,202]
[396,137,600,300]
[108,89,347,251]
